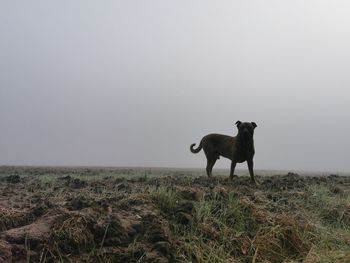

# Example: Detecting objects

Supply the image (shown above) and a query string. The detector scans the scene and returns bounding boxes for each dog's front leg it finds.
[247,159,257,185]
[229,161,237,180]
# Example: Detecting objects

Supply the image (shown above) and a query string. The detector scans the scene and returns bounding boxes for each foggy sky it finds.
[1,1,350,172]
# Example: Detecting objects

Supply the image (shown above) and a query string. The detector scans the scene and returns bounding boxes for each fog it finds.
[1,1,350,172]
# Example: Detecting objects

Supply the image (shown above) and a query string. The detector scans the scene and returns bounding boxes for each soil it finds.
[0,166,349,262]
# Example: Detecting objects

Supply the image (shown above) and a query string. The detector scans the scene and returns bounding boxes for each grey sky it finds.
[1,1,349,172]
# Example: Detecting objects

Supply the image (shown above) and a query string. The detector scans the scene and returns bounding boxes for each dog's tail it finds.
[190,141,202,153]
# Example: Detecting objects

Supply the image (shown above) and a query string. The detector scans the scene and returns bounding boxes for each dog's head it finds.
[235,121,257,141]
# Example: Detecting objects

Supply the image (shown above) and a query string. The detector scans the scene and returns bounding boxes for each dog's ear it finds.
[235,121,242,128]
[251,122,257,128]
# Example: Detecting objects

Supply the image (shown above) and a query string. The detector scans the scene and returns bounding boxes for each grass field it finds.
[0,166,349,262]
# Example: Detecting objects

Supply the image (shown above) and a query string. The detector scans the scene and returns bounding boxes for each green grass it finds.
[304,228,350,262]
[301,184,350,262]
[152,187,261,262]
[152,186,180,214]
[195,193,249,233]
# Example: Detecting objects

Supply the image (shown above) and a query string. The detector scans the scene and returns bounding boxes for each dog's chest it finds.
[235,143,254,162]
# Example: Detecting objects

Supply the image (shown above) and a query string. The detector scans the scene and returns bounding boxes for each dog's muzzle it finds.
[242,129,252,141]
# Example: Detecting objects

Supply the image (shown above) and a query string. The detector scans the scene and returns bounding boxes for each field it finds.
[0,166,350,263]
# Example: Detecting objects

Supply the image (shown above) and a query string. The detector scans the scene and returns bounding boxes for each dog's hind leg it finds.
[206,156,217,178]
[229,161,237,180]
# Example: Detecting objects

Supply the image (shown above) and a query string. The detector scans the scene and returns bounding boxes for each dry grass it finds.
[0,207,31,231]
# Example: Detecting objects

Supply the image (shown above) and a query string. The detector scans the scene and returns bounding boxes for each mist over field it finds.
[1,1,350,172]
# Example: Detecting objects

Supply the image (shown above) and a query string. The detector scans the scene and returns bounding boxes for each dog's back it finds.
[201,134,235,160]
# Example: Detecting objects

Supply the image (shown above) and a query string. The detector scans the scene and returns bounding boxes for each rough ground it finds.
[0,166,349,262]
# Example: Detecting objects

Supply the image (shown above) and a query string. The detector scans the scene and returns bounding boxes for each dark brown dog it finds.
[190,121,257,184]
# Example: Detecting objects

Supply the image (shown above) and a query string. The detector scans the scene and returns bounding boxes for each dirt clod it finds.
[0,240,12,262]
[66,197,90,211]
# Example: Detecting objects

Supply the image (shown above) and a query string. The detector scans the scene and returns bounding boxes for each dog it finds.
[190,121,257,184]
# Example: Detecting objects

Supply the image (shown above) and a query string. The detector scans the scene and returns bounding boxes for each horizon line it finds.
[0,164,348,175]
